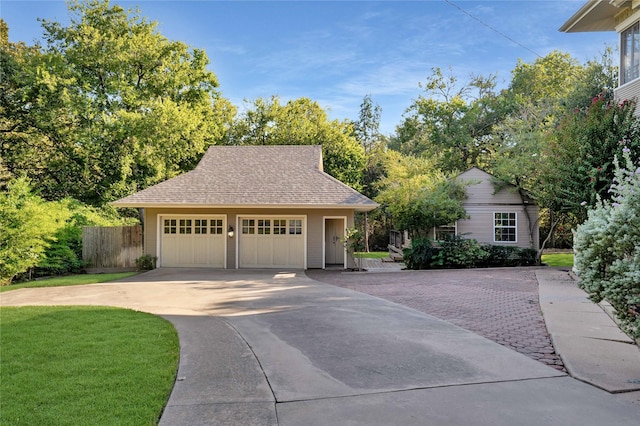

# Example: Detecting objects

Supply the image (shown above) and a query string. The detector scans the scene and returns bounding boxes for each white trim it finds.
[493,212,518,244]
[113,202,377,211]
[157,214,228,268]
[432,221,458,241]
[322,216,348,269]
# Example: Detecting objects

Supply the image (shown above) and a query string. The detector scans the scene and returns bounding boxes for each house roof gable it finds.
[112,145,378,211]
[455,167,536,205]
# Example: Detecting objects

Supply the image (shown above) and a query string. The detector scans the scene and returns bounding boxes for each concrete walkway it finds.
[536,269,640,399]
[1,268,640,425]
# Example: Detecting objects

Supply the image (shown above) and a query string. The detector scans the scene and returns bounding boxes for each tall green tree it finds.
[0,178,64,284]
[390,67,511,173]
[353,94,382,154]
[230,96,365,189]
[1,1,234,205]
[375,151,468,236]
[542,95,640,220]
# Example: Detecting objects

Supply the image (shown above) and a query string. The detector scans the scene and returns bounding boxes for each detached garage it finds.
[112,145,377,269]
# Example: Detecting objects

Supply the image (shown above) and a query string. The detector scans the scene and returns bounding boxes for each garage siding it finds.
[144,208,355,269]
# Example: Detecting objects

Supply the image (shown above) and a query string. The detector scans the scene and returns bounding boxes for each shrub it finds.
[136,255,157,271]
[32,199,134,278]
[0,178,65,284]
[481,245,538,267]
[403,237,437,270]
[404,236,537,270]
[573,149,640,339]
[438,235,489,268]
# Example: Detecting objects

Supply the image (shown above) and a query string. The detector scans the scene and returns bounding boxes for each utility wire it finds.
[444,0,543,58]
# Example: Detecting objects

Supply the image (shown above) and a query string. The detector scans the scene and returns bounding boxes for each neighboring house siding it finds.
[144,207,355,269]
[455,168,539,250]
[615,78,640,113]
[457,206,539,249]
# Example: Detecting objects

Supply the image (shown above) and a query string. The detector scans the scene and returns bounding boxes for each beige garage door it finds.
[161,216,226,267]
[239,217,305,268]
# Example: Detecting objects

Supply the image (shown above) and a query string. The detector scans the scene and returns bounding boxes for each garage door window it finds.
[273,219,287,235]
[258,219,271,234]
[210,219,223,235]
[179,219,192,234]
[194,219,207,234]
[242,219,255,234]
[289,219,302,235]
[164,219,177,234]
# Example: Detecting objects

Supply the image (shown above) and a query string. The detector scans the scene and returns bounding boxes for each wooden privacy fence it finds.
[82,225,142,272]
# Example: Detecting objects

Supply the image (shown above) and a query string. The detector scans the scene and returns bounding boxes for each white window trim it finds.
[620,21,640,86]
[433,222,458,241]
[493,212,518,244]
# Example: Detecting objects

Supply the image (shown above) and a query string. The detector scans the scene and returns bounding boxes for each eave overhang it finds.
[559,0,623,32]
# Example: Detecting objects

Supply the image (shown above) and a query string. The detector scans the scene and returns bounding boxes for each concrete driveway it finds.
[2,268,640,425]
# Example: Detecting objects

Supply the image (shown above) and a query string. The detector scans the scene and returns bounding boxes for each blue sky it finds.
[2,1,617,134]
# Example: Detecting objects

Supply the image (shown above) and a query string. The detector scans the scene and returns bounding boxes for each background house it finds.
[429,168,540,250]
[560,0,640,107]
[112,145,377,270]
[390,168,540,257]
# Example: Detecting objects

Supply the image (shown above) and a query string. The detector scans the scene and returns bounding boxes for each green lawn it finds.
[541,253,574,267]
[355,251,389,259]
[0,306,179,425]
[0,272,139,293]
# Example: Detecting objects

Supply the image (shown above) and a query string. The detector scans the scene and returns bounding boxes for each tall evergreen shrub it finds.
[574,149,640,339]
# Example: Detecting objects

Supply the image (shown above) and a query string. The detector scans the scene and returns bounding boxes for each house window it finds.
[621,22,640,85]
[242,219,255,234]
[494,213,517,242]
[434,223,457,241]
[258,219,271,235]
[210,219,223,235]
[289,219,302,235]
[273,219,287,235]
[164,219,177,234]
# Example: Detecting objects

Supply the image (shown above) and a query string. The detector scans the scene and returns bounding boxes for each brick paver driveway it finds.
[306,267,565,371]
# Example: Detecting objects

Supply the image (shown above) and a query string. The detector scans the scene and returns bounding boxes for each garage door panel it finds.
[257,238,273,265]
[161,216,225,268]
[239,217,305,268]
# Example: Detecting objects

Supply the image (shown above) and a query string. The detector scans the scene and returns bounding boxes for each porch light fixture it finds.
[228,226,234,238]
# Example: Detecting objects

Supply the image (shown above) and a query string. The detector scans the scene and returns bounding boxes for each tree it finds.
[375,152,468,236]
[542,95,640,221]
[490,50,623,252]
[390,67,511,173]
[508,50,582,122]
[353,94,382,153]
[0,178,64,284]
[230,96,365,189]
[1,1,234,206]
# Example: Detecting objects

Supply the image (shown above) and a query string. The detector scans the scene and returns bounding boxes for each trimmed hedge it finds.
[403,235,537,270]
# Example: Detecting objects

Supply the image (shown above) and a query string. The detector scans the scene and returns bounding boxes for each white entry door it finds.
[160,216,226,267]
[238,217,305,268]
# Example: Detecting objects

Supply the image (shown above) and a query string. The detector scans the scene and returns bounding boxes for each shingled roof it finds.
[112,145,378,211]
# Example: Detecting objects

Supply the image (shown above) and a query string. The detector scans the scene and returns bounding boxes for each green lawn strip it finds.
[541,253,574,267]
[354,251,389,259]
[0,272,139,293]
[0,306,179,425]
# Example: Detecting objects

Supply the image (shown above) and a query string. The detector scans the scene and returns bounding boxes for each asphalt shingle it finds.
[112,145,377,210]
